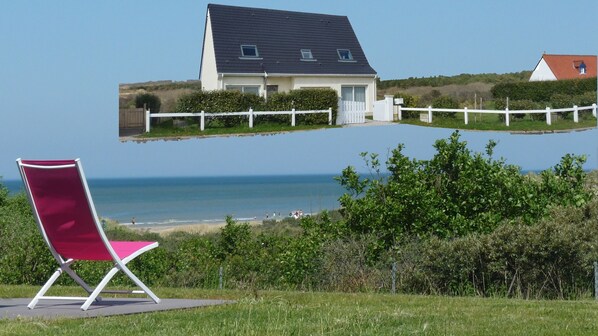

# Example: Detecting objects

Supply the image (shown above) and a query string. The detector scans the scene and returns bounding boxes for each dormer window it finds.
[240,45,259,58]
[337,49,354,62]
[301,49,314,61]
[579,61,587,75]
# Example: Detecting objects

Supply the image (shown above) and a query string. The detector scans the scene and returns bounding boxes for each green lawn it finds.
[400,112,597,132]
[2,286,598,335]
[139,120,338,138]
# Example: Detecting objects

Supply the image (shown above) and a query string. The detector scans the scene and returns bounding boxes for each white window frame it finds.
[337,49,354,62]
[226,85,260,95]
[240,45,259,58]
[300,49,315,61]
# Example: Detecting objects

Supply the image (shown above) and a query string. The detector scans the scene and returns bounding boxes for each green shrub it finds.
[393,93,420,118]
[432,95,459,118]
[491,77,596,102]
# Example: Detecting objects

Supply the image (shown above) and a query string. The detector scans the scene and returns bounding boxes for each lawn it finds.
[399,111,597,132]
[2,286,598,335]
[140,119,338,138]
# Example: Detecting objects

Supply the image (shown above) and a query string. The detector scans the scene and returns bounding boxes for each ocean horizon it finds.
[3,174,347,226]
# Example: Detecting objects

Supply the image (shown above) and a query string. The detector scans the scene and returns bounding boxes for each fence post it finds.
[328,108,332,125]
[593,103,597,118]
[391,261,397,294]
[219,266,223,290]
[573,105,579,123]
[200,110,205,131]
[145,108,151,132]
[464,107,468,125]
[292,108,296,126]
[428,106,432,124]
[397,104,402,121]
[546,107,551,126]
[594,261,598,300]
[505,108,510,127]
[249,108,254,128]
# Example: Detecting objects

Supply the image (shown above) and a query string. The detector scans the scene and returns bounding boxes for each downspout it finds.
[263,71,268,101]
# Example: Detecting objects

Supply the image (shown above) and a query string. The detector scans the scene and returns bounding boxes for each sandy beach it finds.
[127,219,264,236]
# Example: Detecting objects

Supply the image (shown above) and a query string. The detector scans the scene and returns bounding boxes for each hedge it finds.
[175,89,338,126]
[491,77,597,102]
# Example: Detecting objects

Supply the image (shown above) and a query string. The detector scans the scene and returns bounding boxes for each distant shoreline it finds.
[125,218,263,236]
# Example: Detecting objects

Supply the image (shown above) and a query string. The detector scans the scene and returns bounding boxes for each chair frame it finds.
[17,158,161,311]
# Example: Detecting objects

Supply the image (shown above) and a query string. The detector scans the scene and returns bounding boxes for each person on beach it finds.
[131,217,136,225]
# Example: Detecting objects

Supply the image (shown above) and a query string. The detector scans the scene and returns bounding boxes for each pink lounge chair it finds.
[16,158,161,311]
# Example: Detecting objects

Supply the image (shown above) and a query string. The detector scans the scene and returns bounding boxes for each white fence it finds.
[145,108,333,132]
[339,100,366,124]
[396,103,597,126]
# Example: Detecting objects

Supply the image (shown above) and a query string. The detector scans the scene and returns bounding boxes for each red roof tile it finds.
[541,54,597,80]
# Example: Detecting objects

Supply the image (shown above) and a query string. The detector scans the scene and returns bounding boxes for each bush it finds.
[432,95,459,118]
[393,93,420,118]
[336,131,591,250]
[136,93,162,126]
[491,77,596,102]
[176,89,337,127]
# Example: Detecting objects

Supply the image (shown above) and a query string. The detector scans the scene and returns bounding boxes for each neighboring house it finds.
[529,54,597,81]
[199,4,377,124]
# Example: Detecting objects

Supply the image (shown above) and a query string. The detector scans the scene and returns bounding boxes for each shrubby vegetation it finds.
[175,89,338,127]
[378,71,532,89]
[1,133,597,299]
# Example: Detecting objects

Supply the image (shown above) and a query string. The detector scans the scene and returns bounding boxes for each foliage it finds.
[175,89,337,127]
[135,93,161,113]
[432,95,459,118]
[336,131,591,250]
[379,71,532,89]
[397,202,598,299]
[393,93,420,118]
[491,77,596,102]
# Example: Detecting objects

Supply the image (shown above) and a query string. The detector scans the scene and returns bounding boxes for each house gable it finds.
[530,54,597,81]
[203,4,377,77]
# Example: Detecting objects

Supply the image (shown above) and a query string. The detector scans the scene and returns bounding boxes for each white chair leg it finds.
[81,267,119,311]
[121,265,161,304]
[28,268,62,309]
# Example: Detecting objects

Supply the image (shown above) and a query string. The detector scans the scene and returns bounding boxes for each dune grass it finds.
[2,285,598,335]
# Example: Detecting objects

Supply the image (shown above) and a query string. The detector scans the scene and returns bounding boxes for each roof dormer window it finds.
[337,49,355,62]
[240,45,259,58]
[300,49,315,61]
[579,61,587,75]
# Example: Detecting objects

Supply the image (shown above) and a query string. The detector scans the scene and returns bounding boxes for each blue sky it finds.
[0,0,596,180]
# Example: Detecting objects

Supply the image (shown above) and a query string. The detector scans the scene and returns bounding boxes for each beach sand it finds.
[128,219,263,236]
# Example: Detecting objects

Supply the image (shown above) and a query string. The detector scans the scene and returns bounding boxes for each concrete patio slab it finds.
[0,298,233,320]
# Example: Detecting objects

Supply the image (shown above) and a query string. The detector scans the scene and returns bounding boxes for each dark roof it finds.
[206,4,376,76]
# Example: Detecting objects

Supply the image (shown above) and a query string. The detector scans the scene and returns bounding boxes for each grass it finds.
[2,285,598,335]
[139,119,338,139]
[399,112,597,132]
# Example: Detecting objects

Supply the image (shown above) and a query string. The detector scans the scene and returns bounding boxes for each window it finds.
[341,86,366,103]
[579,62,587,75]
[226,85,260,95]
[266,85,278,94]
[300,49,314,60]
[337,49,354,61]
[240,45,259,58]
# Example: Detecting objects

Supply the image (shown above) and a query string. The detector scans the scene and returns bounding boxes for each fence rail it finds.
[145,108,333,132]
[397,104,597,126]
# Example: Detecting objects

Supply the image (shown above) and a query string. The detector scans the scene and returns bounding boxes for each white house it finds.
[199,4,378,124]
[529,54,597,81]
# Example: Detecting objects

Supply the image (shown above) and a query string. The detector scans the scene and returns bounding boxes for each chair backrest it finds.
[17,159,114,261]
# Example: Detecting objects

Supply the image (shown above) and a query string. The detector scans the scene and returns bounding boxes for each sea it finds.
[3,175,346,226]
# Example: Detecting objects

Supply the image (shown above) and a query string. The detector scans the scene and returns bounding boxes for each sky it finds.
[0,0,596,180]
